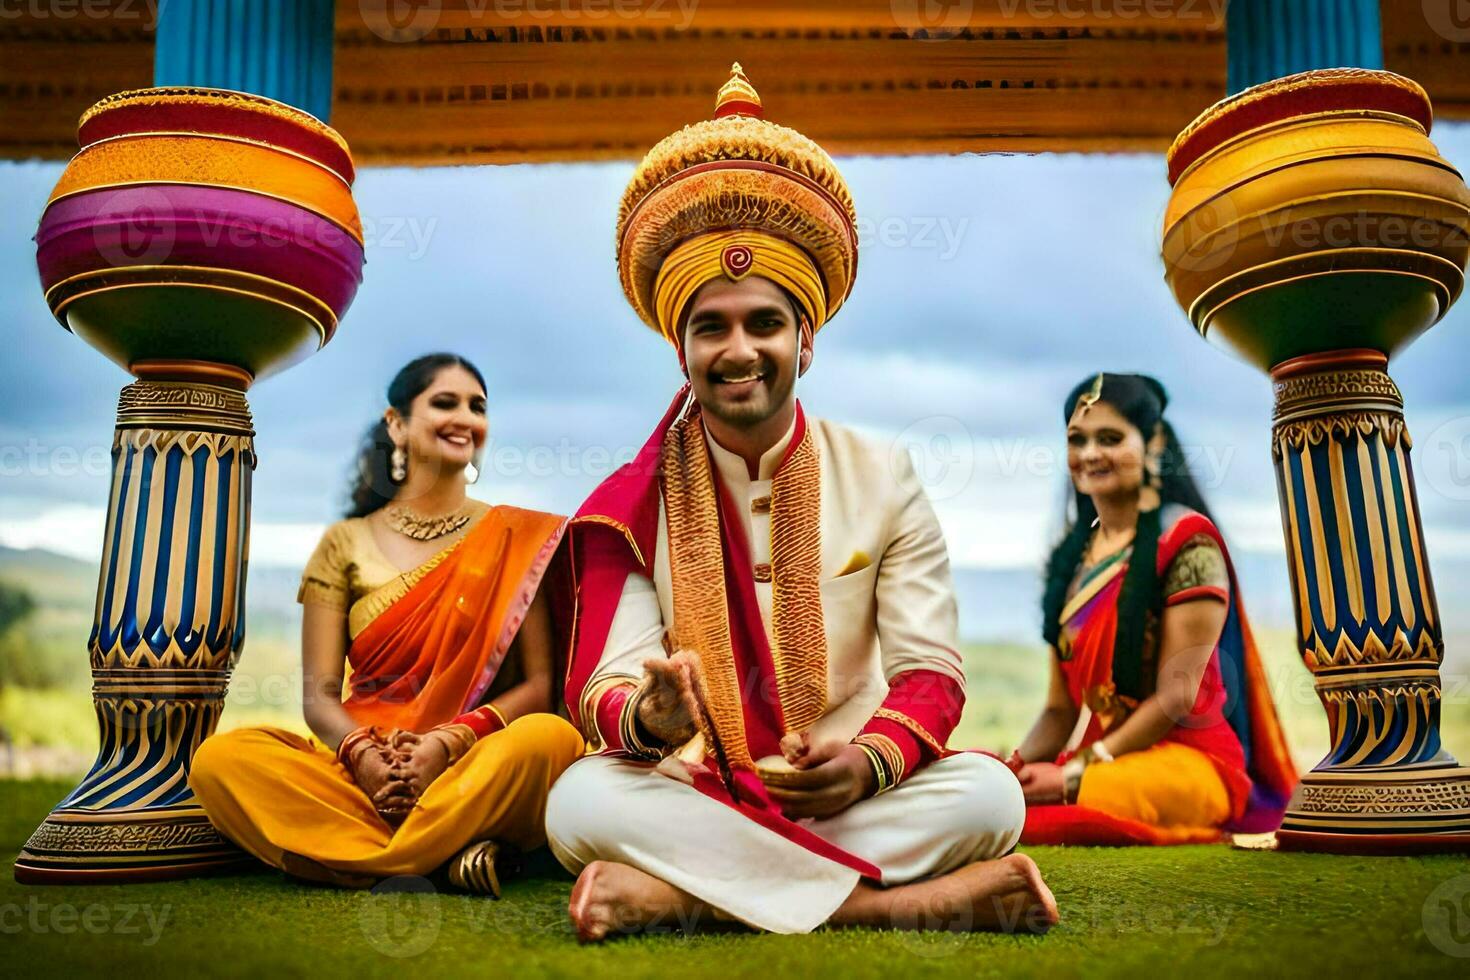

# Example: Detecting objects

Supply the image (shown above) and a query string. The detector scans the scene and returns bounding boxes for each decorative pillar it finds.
[1227,0,1382,93]
[16,85,363,881]
[16,377,255,879]
[1163,69,1470,853]
[154,0,336,122]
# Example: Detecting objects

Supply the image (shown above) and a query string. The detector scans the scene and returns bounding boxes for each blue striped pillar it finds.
[14,381,257,881]
[153,0,336,122]
[1270,351,1470,847]
[1227,0,1383,94]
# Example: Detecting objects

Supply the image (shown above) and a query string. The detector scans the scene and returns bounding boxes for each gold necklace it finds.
[384,501,476,541]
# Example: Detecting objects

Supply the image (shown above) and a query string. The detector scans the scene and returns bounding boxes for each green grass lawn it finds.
[3,780,1467,978]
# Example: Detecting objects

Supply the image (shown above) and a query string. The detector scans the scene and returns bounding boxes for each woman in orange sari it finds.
[191,354,583,890]
[1014,373,1297,845]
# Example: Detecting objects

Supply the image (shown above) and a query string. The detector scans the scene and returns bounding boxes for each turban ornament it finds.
[617,63,858,348]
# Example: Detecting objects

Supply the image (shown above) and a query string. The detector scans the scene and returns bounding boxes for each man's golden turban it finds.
[616,64,858,348]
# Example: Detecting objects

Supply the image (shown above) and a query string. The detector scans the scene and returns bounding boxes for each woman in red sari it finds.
[191,354,583,890]
[1014,373,1296,845]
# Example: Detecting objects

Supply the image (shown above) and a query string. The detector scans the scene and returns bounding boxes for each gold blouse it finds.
[297,500,490,639]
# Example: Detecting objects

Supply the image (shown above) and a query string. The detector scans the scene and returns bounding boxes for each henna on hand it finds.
[398,730,458,797]
[340,726,420,824]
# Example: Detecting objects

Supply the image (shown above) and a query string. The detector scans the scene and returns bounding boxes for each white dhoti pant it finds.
[545,751,1025,934]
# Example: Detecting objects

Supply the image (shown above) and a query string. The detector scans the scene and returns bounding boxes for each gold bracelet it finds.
[854,742,889,795]
[621,684,665,760]
[428,723,477,766]
[853,733,905,794]
[335,725,381,768]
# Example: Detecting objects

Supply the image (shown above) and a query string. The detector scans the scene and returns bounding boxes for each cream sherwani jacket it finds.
[547,414,1025,933]
[581,414,965,758]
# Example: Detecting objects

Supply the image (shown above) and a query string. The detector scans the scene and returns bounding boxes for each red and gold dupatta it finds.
[565,388,880,878]
[342,505,566,732]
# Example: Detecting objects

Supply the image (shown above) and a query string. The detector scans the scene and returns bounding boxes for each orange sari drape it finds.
[342,505,566,732]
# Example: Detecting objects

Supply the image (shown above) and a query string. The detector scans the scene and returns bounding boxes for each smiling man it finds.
[545,65,1054,940]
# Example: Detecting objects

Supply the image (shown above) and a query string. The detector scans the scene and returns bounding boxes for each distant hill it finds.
[0,545,97,614]
[0,544,302,647]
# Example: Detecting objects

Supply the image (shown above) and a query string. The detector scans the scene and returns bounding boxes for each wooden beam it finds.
[2,0,1465,166]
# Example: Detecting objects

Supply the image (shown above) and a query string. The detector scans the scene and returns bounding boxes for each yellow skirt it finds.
[189,713,584,878]
[1076,742,1233,843]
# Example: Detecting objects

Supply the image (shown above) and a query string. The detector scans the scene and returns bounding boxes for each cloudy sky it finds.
[5,128,1470,638]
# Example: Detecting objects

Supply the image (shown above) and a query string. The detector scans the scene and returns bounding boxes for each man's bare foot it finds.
[832,853,1058,934]
[567,861,709,943]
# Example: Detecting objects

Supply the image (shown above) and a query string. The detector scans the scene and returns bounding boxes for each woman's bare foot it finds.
[568,861,709,943]
[831,853,1058,934]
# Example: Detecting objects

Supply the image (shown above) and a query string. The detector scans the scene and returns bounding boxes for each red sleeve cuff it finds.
[595,684,633,752]
[857,670,965,786]
[449,704,507,740]
[588,680,661,758]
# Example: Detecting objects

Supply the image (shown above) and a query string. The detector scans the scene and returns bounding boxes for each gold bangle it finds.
[428,723,477,766]
[335,725,380,767]
[855,743,890,795]
[853,733,904,794]
[621,684,664,760]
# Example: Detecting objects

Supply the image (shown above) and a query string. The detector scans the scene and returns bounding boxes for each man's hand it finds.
[1017,762,1065,805]
[761,743,876,820]
[634,650,703,747]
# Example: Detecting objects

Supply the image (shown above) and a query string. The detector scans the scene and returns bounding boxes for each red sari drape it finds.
[1023,508,1298,846]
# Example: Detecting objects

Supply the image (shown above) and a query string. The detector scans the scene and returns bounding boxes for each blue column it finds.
[153,0,336,122]
[1227,0,1383,94]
